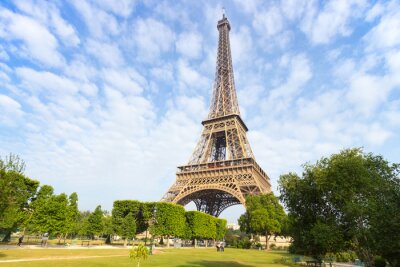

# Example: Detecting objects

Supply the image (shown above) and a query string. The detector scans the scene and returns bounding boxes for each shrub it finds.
[374,256,386,267]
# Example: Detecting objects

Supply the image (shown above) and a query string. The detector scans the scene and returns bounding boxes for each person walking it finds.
[17,235,24,246]
[41,233,49,247]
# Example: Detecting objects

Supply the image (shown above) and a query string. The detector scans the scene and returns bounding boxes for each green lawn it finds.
[0,247,292,267]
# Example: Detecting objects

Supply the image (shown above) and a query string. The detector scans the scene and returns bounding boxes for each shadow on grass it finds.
[0,252,6,258]
[178,260,254,267]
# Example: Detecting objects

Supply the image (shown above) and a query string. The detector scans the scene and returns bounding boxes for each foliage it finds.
[65,192,79,237]
[215,218,227,240]
[150,203,186,239]
[112,200,143,237]
[0,154,39,241]
[122,212,137,240]
[374,256,387,267]
[238,193,287,249]
[278,148,400,266]
[28,185,79,240]
[185,211,217,240]
[129,244,148,267]
[0,153,26,173]
[76,210,91,236]
[102,213,114,244]
[86,205,104,238]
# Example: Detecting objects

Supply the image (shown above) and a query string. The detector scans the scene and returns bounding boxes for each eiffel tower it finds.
[162,14,271,217]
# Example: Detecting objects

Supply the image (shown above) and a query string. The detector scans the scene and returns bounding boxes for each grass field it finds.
[0,247,292,267]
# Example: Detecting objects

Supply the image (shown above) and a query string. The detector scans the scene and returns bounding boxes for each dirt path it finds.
[0,254,127,263]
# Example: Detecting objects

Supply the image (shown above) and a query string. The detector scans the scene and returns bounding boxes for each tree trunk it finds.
[124,238,127,247]
[63,233,68,244]
[265,233,270,250]
[167,235,170,248]
[194,238,197,248]
[1,231,11,242]
[205,239,208,248]
[105,234,111,244]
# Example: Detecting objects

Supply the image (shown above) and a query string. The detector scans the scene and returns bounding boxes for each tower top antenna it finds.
[222,7,226,18]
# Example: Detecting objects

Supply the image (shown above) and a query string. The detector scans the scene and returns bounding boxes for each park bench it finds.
[81,240,90,246]
[306,260,318,267]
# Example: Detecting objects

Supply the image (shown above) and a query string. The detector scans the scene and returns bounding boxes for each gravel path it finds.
[0,254,126,263]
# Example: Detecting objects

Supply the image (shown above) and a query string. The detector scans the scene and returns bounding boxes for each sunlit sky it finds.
[1,0,399,223]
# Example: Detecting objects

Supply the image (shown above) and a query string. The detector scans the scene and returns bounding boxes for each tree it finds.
[0,154,39,241]
[279,148,400,266]
[238,193,286,250]
[76,210,91,237]
[112,200,142,237]
[29,186,70,238]
[215,218,227,240]
[129,244,148,267]
[186,211,217,247]
[86,205,104,239]
[63,192,79,241]
[102,212,114,244]
[121,212,137,246]
[149,203,186,247]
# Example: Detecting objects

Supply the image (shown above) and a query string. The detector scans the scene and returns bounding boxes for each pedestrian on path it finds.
[17,235,24,246]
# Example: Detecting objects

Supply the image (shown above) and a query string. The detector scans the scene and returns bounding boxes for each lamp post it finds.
[147,206,157,255]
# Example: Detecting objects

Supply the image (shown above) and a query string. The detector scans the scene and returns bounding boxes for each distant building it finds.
[227,223,240,230]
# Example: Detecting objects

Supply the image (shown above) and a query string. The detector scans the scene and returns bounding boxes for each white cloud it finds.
[0,8,64,67]
[0,45,9,60]
[301,0,368,44]
[364,7,400,50]
[177,59,210,93]
[150,64,174,83]
[281,0,310,21]
[86,40,124,67]
[253,5,284,38]
[365,2,385,21]
[233,0,262,14]
[13,0,80,46]
[176,32,203,59]
[363,123,392,145]
[230,26,253,65]
[16,67,79,96]
[133,18,175,62]
[0,94,23,126]
[103,68,145,95]
[268,54,312,101]
[71,0,119,39]
[93,0,136,18]
[15,67,98,106]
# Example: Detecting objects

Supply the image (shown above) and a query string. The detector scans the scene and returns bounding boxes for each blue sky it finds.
[0,0,399,223]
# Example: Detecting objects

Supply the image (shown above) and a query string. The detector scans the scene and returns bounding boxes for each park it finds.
[0,247,294,267]
[1,1,400,267]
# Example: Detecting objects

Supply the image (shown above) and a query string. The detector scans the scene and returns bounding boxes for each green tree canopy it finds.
[86,205,104,238]
[215,218,227,240]
[186,211,217,241]
[122,212,137,240]
[0,154,39,241]
[279,148,400,266]
[150,203,186,241]
[29,187,73,237]
[238,193,286,249]
[112,200,143,237]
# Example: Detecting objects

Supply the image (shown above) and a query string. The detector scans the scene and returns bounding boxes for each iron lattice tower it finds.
[162,14,271,217]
